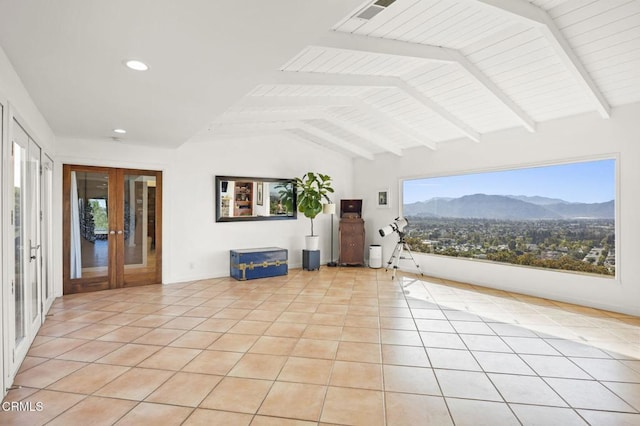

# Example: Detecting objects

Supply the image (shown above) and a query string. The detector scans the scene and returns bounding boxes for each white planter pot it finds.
[305,235,320,251]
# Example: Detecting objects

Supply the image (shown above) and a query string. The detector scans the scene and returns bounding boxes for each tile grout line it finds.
[400,273,458,425]
[7,269,640,424]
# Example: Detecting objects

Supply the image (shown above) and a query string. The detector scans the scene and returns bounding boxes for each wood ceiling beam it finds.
[209,126,341,154]
[314,29,455,63]
[203,128,286,141]
[271,70,482,140]
[273,71,482,140]
[322,110,403,156]
[471,0,611,119]
[297,123,376,160]
[393,78,481,142]
[444,51,537,132]
[216,109,404,156]
[214,120,376,160]
[238,93,437,150]
[270,69,397,89]
[352,98,438,150]
[217,110,330,124]
[270,70,471,143]
[282,128,371,160]
[213,121,299,133]
[313,31,536,132]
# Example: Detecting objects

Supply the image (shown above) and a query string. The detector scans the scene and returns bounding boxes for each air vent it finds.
[353,0,397,20]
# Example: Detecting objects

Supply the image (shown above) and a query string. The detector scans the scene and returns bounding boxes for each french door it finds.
[63,165,162,294]
[9,119,45,372]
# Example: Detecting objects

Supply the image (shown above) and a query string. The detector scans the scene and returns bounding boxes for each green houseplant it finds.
[294,172,334,250]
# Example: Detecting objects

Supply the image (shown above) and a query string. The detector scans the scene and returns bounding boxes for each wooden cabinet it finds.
[339,218,365,265]
[234,181,253,216]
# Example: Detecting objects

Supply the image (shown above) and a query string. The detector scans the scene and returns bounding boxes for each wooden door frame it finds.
[63,164,162,294]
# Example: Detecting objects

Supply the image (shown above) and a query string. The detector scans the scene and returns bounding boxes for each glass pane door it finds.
[122,171,161,286]
[10,120,42,372]
[64,167,115,293]
[13,140,27,349]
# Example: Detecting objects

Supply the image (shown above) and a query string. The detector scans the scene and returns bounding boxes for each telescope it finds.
[379,217,408,237]
[378,217,424,280]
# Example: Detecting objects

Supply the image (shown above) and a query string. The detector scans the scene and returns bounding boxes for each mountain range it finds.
[403,194,614,220]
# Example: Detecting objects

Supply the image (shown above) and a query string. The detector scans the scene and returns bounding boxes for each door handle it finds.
[29,240,40,262]
[117,230,123,235]
[109,230,116,235]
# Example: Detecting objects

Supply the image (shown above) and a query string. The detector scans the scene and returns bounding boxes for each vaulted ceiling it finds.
[1,0,639,158]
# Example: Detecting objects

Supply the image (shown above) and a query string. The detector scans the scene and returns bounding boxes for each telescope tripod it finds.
[385,233,424,280]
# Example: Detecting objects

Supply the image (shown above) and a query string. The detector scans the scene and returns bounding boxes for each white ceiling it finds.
[0,0,363,147]
[1,0,639,157]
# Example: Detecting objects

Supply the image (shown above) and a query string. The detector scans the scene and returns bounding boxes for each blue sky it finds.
[403,159,615,204]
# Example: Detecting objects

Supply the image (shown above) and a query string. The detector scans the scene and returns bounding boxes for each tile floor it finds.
[2,267,640,425]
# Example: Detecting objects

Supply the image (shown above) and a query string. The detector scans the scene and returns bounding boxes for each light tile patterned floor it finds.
[2,267,639,425]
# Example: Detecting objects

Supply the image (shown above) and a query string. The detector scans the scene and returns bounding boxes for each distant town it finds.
[404,217,615,276]
[402,194,615,277]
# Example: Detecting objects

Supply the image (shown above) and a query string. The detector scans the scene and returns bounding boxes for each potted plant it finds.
[294,172,334,250]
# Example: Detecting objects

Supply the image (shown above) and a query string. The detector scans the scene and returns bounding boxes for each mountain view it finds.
[401,160,616,277]
[403,194,614,220]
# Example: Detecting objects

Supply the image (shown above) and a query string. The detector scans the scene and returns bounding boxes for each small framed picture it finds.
[257,182,264,206]
[377,188,390,208]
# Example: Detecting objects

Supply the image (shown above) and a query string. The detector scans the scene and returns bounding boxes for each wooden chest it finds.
[339,218,365,266]
[230,247,288,281]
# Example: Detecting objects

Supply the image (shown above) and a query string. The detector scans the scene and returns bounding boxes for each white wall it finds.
[354,102,640,316]
[56,133,353,287]
[0,47,55,153]
[0,44,57,397]
[168,135,352,281]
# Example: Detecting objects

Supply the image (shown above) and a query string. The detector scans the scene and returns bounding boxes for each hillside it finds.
[403,194,614,220]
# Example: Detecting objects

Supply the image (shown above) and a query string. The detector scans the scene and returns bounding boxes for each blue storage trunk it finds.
[230,247,288,281]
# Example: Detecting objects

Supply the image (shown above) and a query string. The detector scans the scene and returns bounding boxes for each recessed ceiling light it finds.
[113,128,127,134]
[124,59,148,71]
